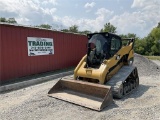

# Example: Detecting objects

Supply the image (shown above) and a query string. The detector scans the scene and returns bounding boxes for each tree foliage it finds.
[79,30,91,35]
[134,23,160,55]
[0,17,17,24]
[120,33,138,46]
[61,25,91,35]
[69,25,79,33]
[0,17,6,22]
[7,18,17,23]
[119,23,160,56]
[100,22,117,33]
[150,26,160,55]
[157,22,160,28]
[36,24,52,29]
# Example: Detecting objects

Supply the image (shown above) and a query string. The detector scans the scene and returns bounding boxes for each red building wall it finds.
[0,23,87,82]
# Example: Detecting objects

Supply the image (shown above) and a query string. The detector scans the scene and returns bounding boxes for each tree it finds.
[0,17,17,24]
[138,22,160,56]
[151,27,160,39]
[7,18,17,24]
[0,17,7,22]
[157,22,160,28]
[36,24,52,29]
[120,33,137,39]
[120,33,139,47]
[69,25,79,33]
[79,30,91,35]
[150,26,160,55]
[61,29,69,32]
[134,38,147,55]
[144,35,155,55]
[100,22,117,33]
[61,25,79,33]
[61,26,91,35]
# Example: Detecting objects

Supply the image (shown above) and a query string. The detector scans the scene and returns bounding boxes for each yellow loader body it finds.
[48,32,138,111]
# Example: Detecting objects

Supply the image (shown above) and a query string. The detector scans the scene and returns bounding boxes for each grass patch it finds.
[144,56,160,61]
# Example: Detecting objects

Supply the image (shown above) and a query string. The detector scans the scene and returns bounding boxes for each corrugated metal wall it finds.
[0,24,87,82]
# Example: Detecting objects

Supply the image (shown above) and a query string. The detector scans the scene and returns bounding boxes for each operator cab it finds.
[86,32,122,68]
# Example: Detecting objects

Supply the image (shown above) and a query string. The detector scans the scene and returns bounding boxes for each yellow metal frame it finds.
[74,42,134,84]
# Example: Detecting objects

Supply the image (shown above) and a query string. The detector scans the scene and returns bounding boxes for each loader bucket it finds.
[48,79,113,111]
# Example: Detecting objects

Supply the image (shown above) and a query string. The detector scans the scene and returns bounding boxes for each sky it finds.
[0,0,160,38]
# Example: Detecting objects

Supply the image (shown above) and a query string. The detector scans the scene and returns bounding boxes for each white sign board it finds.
[27,37,54,56]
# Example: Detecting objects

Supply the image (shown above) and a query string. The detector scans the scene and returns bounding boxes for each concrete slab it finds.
[0,71,73,93]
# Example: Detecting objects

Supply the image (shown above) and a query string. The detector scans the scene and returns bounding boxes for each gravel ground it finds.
[133,54,160,77]
[0,54,160,120]
[152,60,160,67]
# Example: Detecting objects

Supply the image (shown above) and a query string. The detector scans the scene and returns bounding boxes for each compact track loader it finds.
[48,32,139,111]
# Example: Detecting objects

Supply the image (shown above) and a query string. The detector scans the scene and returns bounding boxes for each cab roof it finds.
[87,32,121,40]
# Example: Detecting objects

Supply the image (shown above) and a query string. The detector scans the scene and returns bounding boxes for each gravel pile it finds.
[133,54,160,76]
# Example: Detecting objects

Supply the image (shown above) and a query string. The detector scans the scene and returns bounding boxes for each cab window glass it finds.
[110,37,121,56]
[111,37,121,51]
